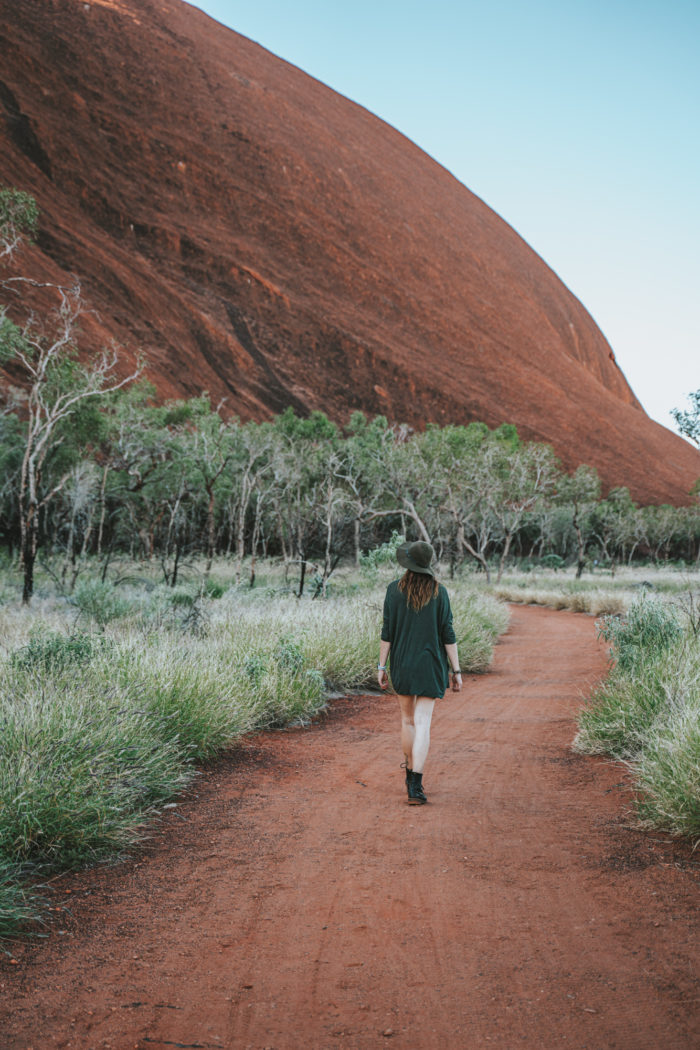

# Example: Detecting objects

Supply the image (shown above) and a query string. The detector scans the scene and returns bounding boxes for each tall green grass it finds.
[0,566,507,937]
[574,595,700,840]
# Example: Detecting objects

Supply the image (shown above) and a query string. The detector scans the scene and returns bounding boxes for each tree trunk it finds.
[235,502,247,585]
[20,498,38,605]
[204,485,215,580]
[573,512,585,578]
[322,489,333,597]
[402,500,431,544]
[249,494,263,588]
[22,544,35,605]
[497,531,514,583]
[172,542,181,588]
[96,463,109,557]
[459,533,491,583]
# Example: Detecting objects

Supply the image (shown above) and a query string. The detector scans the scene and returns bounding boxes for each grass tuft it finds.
[574,596,700,839]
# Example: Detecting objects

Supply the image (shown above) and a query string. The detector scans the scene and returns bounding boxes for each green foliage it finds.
[274,635,305,673]
[671,389,700,447]
[11,629,100,673]
[70,579,131,626]
[491,422,520,449]
[0,187,38,244]
[360,531,405,572]
[204,579,225,599]
[0,313,30,365]
[575,594,700,837]
[540,554,564,570]
[597,597,683,672]
[274,406,339,444]
[0,859,44,939]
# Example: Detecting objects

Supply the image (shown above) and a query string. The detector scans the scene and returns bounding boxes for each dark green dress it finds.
[381,580,456,698]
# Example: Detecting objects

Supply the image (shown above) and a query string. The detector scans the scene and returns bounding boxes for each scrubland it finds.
[493,563,700,845]
[0,557,507,936]
[3,555,698,940]
[492,563,697,616]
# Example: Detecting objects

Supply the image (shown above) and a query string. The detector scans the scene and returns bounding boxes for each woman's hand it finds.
[450,671,463,693]
[378,669,389,690]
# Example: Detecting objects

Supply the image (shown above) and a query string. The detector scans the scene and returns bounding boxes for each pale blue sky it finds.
[188,0,699,439]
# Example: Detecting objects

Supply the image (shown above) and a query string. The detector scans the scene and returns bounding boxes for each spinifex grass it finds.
[0,565,508,936]
[0,859,44,940]
[574,596,700,839]
[492,565,698,617]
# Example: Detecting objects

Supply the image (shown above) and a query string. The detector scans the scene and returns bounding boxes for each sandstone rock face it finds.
[1,0,697,504]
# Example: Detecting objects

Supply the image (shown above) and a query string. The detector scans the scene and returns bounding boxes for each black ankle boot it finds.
[407,770,427,805]
[401,761,411,793]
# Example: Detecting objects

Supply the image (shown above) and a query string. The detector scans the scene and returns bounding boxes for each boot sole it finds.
[407,797,427,805]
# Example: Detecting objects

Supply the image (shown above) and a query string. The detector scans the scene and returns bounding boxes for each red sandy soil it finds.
[1,1,698,504]
[2,605,699,1050]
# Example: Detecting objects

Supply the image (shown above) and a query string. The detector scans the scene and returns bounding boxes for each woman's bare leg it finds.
[397,694,417,769]
[397,695,435,772]
[411,697,436,773]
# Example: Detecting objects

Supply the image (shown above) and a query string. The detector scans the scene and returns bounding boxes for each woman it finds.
[377,540,462,804]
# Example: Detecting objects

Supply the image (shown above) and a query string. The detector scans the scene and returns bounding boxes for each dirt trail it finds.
[2,606,699,1050]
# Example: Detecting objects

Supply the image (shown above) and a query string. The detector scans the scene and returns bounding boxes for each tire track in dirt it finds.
[2,606,699,1050]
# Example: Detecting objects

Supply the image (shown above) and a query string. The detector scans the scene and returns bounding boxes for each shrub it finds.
[360,531,405,573]
[204,579,225,599]
[71,579,131,626]
[11,629,100,673]
[597,597,683,672]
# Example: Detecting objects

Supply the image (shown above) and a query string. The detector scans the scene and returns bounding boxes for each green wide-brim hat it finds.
[396,540,435,576]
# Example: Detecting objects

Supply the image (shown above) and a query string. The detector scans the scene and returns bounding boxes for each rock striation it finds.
[0,0,697,504]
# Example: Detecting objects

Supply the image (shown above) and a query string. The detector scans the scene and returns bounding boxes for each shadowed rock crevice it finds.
[0,80,52,179]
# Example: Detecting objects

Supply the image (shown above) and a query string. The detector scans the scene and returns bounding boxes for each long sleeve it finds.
[440,588,456,645]
[381,585,393,642]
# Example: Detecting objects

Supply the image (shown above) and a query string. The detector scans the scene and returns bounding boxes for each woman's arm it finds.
[444,642,462,692]
[378,639,391,690]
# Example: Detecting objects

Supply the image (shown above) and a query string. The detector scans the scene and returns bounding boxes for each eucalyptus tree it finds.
[1,295,138,602]
[171,396,237,581]
[555,465,601,577]
[485,441,560,581]
[270,409,342,595]
[432,423,521,581]
[92,389,191,576]
[55,459,100,589]
[361,423,439,545]
[1,190,139,600]
[590,487,637,568]
[339,411,392,564]
[641,503,686,564]
[0,187,37,261]
[671,390,700,448]
[0,401,23,554]
[217,418,277,582]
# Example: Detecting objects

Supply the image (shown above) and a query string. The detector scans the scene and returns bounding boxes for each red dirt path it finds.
[2,605,699,1049]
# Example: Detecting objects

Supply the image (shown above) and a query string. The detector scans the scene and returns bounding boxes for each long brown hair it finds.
[398,569,439,611]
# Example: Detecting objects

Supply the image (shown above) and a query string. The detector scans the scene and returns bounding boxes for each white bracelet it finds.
[377,664,387,670]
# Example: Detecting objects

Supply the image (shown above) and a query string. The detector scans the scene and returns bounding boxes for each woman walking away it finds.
[377,540,462,805]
